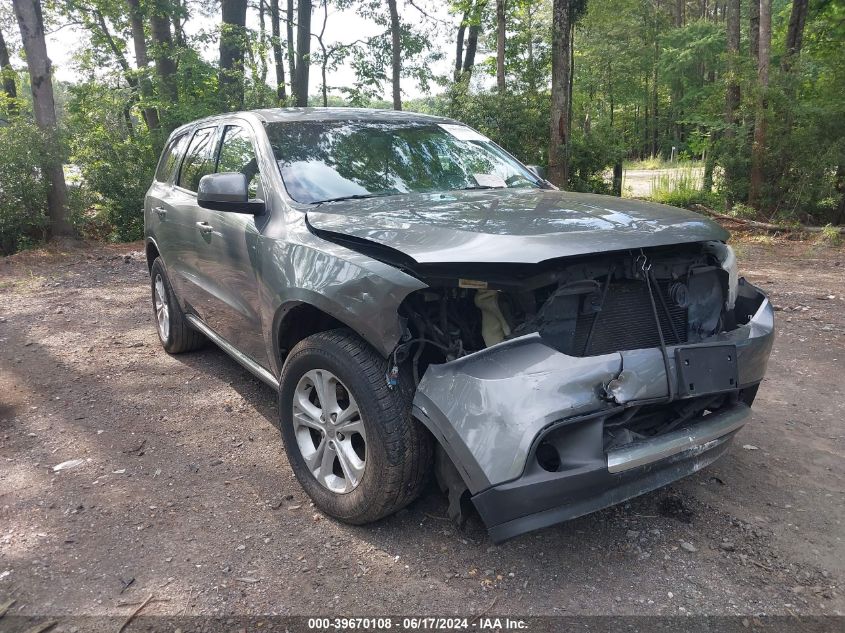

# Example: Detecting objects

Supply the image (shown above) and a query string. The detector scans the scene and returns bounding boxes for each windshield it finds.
[264,120,541,204]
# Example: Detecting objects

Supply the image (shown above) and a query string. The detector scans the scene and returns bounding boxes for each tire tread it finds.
[150,258,205,354]
[281,328,431,524]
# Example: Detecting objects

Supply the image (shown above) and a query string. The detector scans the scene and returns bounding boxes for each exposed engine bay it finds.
[394,242,739,385]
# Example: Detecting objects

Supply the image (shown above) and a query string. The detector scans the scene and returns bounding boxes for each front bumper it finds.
[412,279,774,541]
[474,402,749,542]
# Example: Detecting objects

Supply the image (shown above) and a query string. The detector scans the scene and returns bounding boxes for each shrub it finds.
[729,203,758,220]
[66,83,157,242]
[0,120,50,255]
[648,166,716,208]
[817,224,843,246]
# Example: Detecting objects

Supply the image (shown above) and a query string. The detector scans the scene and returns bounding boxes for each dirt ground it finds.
[0,234,843,620]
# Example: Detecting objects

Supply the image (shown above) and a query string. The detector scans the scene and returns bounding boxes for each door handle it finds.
[196,221,214,235]
[154,206,167,219]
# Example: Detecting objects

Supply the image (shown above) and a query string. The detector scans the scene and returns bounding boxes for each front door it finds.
[193,123,269,368]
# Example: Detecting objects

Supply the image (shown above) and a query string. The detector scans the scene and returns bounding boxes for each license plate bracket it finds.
[675,344,739,397]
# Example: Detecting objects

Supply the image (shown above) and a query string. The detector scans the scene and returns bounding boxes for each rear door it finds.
[168,125,221,315]
[192,121,269,366]
[145,131,189,278]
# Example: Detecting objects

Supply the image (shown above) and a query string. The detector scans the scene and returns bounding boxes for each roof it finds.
[167,107,456,140]
[250,107,454,124]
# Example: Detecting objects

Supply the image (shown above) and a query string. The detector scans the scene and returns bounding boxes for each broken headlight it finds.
[705,242,738,310]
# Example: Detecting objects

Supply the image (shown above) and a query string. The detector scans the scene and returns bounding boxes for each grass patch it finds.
[815,224,843,246]
[742,234,776,246]
[647,166,713,208]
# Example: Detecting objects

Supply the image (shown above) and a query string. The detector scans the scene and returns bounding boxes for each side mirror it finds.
[525,165,546,180]
[197,172,266,215]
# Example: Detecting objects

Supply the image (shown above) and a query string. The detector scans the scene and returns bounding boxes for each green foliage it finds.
[567,123,626,193]
[648,166,714,209]
[729,203,758,220]
[437,90,549,166]
[65,82,156,242]
[817,224,842,246]
[3,0,844,256]
[0,120,50,254]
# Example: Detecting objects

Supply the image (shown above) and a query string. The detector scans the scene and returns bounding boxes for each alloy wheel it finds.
[154,274,170,342]
[292,369,367,494]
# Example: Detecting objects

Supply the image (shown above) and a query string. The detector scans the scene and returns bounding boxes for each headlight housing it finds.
[705,242,738,310]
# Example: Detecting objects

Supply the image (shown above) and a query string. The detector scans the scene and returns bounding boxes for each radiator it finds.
[572,280,688,356]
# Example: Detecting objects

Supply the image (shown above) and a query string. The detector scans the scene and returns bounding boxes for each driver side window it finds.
[217,125,262,199]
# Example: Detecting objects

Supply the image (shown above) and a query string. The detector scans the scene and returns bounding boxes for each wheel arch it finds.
[270,295,399,376]
[273,301,345,367]
[145,238,161,272]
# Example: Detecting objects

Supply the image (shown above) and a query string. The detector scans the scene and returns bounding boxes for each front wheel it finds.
[278,329,431,524]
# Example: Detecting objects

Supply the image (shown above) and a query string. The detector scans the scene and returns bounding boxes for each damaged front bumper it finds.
[412,280,774,542]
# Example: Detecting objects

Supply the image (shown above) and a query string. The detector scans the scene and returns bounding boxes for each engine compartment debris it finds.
[395,243,737,385]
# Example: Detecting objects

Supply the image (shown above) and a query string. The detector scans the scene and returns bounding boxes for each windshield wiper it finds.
[455,185,507,191]
[312,193,393,206]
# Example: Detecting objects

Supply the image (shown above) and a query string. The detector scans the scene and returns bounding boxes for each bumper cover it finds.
[412,280,774,540]
[474,403,749,542]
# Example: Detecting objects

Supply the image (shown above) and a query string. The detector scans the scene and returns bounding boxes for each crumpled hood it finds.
[306,188,729,264]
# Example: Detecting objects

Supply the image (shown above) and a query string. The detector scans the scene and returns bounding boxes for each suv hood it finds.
[306,188,728,264]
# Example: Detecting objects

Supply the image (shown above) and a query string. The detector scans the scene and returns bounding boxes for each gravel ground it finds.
[0,236,843,620]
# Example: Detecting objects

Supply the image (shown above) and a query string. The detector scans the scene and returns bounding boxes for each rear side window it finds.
[178,127,217,192]
[154,133,188,183]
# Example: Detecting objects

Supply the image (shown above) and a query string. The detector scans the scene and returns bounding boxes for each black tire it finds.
[150,258,205,354]
[278,328,432,524]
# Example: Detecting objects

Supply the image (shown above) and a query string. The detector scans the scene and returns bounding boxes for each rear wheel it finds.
[278,329,431,524]
[150,258,205,354]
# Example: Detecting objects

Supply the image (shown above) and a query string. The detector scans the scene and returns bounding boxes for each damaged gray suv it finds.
[144,108,774,542]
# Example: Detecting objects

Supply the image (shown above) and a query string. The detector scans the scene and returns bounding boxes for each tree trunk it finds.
[548,0,572,187]
[0,25,18,115]
[651,40,659,157]
[454,18,466,82]
[126,0,160,131]
[749,0,759,61]
[724,0,740,125]
[171,0,186,47]
[723,0,740,204]
[294,0,311,106]
[834,164,845,225]
[568,20,574,142]
[749,0,771,209]
[496,0,505,93]
[12,0,72,237]
[91,8,142,133]
[388,0,402,110]
[149,11,178,103]
[526,3,536,92]
[703,148,715,191]
[287,0,296,97]
[612,162,623,196]
[270,0,287,103]
[783,0,808,69]
[257,0,268,93]
[671,0,684,148]
[220,0,248,111]
[316,0,329,107]
[321,59,328,107]
[462,24,480,75]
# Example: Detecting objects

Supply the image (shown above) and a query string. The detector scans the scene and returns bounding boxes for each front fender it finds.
[260,238,427,374]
